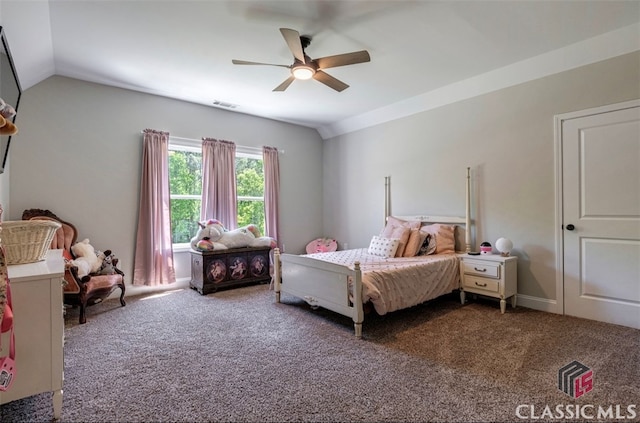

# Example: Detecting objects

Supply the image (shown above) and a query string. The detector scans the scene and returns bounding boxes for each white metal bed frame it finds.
[273,168,472,337]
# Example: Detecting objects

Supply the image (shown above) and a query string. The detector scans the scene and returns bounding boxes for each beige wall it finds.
[7,76,324,294]
[323,52,640,308]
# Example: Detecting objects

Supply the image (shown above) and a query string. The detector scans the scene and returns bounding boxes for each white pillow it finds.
[367,236,400,258]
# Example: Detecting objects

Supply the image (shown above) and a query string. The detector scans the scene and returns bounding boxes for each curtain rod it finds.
[139,131,193,142]
[139,131,284,154]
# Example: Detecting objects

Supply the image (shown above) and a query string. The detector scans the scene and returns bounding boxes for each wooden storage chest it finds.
[190,246,271,295]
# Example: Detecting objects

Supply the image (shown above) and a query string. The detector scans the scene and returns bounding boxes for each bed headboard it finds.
[386,168,473,253]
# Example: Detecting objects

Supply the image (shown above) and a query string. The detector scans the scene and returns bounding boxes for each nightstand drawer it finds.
[462,260,500,279]
[463,275,500,293]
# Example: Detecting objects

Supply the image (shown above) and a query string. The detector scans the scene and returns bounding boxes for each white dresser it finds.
[0,250,65,420]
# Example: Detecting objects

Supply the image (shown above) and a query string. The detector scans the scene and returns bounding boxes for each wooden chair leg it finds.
[79,303,87,324]
[119,284,126,307]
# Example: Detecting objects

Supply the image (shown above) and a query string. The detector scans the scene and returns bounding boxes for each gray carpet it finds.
[1,284,639,422]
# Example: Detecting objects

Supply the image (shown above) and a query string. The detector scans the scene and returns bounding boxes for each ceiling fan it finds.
[232,28,370,92]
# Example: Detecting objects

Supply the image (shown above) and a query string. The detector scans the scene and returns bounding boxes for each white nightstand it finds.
[459,253,518,313]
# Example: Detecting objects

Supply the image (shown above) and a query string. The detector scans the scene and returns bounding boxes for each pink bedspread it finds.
[304,248,460,315]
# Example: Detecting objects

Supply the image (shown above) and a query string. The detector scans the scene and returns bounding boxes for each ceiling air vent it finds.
[213,100,238,109]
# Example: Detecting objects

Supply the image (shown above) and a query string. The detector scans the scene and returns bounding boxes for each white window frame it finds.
[168,138,263,251]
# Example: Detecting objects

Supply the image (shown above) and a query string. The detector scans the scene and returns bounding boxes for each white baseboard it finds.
[109,278,191,300]
[517,294,561,314]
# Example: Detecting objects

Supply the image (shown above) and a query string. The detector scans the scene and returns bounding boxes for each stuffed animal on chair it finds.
[98,250,116,275]
[70,239,104,278]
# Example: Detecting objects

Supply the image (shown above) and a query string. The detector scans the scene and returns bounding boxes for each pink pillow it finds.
[381,224,411,257]
[420,224,456,254]
[404,228,427,257]
[305,238,338,254]
[384,216,421,231]
[381,216,421,256]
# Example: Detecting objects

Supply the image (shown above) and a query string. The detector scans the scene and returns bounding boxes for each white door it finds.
[562,102,640,329]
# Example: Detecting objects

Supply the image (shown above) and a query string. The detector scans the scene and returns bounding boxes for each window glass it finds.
[168,143,265,246]
[236,155,265,234]
[169,148,202,244]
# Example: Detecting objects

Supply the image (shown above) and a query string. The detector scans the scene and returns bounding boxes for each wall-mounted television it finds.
[0,26,22,174]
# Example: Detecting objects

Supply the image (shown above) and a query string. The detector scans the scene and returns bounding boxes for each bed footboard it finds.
[273,248,364,337]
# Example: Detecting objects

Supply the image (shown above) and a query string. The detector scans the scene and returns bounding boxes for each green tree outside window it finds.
[168,146,265,245]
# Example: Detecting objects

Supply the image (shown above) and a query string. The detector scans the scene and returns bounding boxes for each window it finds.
[168,144,202,245]
[168,140,264,247]
[236,151,265,231]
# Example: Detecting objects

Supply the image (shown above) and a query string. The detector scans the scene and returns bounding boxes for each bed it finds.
[273,168,473,337]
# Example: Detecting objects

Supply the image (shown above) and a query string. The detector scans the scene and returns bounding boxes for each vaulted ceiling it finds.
[1,0,639,138]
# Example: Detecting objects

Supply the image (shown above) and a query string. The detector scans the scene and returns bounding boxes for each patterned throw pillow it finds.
[417,234,437,256]
[421,224,456,254]
[367,236,400,258]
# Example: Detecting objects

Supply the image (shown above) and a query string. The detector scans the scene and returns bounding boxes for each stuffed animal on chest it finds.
[190,219,276,251]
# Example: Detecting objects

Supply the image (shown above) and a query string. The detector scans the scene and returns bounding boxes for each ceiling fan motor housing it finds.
[300,35,312,50]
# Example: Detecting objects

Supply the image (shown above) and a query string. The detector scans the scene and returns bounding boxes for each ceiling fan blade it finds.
[313,70,349,92]
[273,75,296,92]
[280,28,305,63]
[232,59,290,68]
[315,50,371,69]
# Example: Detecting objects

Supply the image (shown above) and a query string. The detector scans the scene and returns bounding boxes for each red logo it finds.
[558,361,593,398]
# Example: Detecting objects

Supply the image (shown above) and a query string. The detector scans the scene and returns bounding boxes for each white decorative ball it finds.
[495,238,513,256]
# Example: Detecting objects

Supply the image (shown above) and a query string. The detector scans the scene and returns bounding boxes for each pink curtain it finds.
[0,205,6,324]
[201,138,237,229]
[263,146,280,248]
[133,129,176,286]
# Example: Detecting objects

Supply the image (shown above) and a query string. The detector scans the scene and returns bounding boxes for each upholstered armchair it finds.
[22,209,125,324]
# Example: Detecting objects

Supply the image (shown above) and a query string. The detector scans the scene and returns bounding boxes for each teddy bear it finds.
[0,98,18,136]
[69,239,104,278]
[190,219,276,251]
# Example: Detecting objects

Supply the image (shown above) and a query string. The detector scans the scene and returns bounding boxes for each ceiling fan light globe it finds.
[292,66,315,80]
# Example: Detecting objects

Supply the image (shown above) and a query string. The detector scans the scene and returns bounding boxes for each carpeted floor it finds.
[1,284,639,422]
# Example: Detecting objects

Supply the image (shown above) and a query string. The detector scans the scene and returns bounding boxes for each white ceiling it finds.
[1,0,639,139]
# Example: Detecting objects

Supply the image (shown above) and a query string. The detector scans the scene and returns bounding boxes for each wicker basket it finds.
[1,220,62,264]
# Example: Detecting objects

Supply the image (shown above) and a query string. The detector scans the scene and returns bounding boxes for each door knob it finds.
[566,224,575,231]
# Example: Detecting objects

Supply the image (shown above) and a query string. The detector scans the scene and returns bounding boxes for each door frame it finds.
[553,99,640,315]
